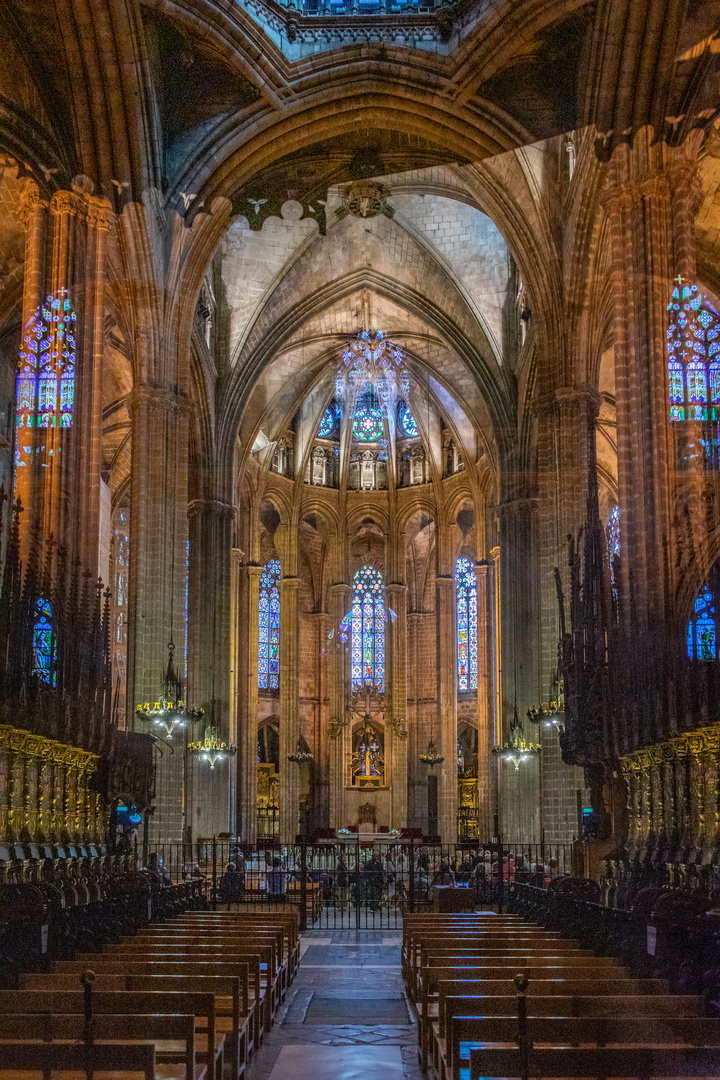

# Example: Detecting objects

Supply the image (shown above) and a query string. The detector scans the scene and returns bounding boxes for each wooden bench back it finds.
[437,989,703,1022]
[469,1044,720,1079]
[0,1040,156,1079]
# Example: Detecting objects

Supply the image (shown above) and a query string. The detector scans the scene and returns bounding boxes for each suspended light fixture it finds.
[288,739,314,765]
[419,737,444,768]
[492,712,541,771]
[526,670,565,731]
[187,700,237,769]
[135,641,204,740]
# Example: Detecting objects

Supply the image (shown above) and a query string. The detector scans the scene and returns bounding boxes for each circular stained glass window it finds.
[353,397,384,441]
[318,407,335,437]
[399,403,418,437]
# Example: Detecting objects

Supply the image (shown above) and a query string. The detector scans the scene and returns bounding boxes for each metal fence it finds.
[150,838,574,929]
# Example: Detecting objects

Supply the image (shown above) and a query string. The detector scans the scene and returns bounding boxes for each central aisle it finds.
[245,927,422,1080]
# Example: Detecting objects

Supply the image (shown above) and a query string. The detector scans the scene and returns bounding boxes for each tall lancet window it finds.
[667,278,720,423]
[33,597,56,686]
[607,506,620,602]
[687,587,717,660]
[16,290,76,434]
[351,565,385,690]
[259,559,281,690]
[455,557,478,691]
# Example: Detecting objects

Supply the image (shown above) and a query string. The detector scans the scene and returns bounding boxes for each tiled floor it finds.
[246,927,422,1080]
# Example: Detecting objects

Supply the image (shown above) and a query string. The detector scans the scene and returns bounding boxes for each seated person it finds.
[218,861,245,901]
[265,857,290,901]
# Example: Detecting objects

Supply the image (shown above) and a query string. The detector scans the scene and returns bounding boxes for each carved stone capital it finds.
[16,180,47,230]
[187,498,234,520]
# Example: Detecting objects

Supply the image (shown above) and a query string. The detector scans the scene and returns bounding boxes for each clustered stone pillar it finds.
[386,581,408,829]
[436,574,458,842]
[497,497,541,843]
[15,178,113,573]
[236,563,261,843]
[474,561,493,838]
[187,498,234,839]
[279,575,301,844]
[127,386,190,845]
[328,582,350,830]
[603,130,703,750]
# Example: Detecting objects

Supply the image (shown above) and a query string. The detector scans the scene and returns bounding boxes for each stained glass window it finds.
[351,565,385,690]
[33,597,55,685]
[318,406,336,437]
[184,537,189,679]
[455,557,478,691]
[667,279,720,422]
[352,394,384,441]
[607,506,620,600]
[398,402,418,437]
[687,587,717,660]
[259,559,281,690]
[16,290,76,436]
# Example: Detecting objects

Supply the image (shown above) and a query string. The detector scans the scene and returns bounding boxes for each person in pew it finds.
[266,857,291,901]
[219,861,245,901]
[145,851,171,886]
[363,855,385,910]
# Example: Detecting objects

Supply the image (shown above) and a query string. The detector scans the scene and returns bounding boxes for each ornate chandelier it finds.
[135,641,204,740]
[526,670,565,731]
[288,739,314,764]
[335,329,409,417]
[187,726,237,769]
[492,716,541,771]
[419,737,444,767]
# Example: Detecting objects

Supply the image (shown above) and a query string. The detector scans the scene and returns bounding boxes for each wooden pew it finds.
[0,1013,201,1080]
[419,970,669,1072]
[20,972,249,1079]
[469,1044,720,1079]
[165,914,300,981]
[446,1014,720,1080]
[0,1040,156,1080]
[0,990,225,1080]
[53,958,266,1047]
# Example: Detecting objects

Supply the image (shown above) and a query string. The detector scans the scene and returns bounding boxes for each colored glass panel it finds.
[350,565,385,690]
[607,506,620,605]
[455,557,478,691]
[259,558,281,689]
[32,597,55,685]
[318,407,336,437]
[352,394,384,441]
[16,291,76,434]
[667,280,720,423]
[399,402,418,436]
[688,587,717,660]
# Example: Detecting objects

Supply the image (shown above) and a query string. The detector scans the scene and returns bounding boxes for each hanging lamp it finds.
[135,641,204,740]
[288,739,314,764]
[492,708,541,771]
[187,699,237,769]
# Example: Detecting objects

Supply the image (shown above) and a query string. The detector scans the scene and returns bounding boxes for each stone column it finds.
[229,548,242,834]
[279,575,301,844]
[386,581,408,829]
[602,134,703,749]
[474,561,492,838]
[186,498,234,839]
[236,563,261,842]
[436,575,458,843]
[15,179,113,573]
[127,386,190,845]
[497,498,541,843]
[328,582,351,830]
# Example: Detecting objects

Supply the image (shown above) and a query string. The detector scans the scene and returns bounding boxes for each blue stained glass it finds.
[33,597,55,685]
[688,587,717,660]
[399,402,418,437]
[16,290,75,434]
[667,281,720,424]
[351,565,385,690]
[259,558,281,689]
[353,395,384,441]
[318,406,336,437]
[455,558,478,691]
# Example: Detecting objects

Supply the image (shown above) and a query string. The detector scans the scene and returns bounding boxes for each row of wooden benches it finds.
[402,911,720,1080]
[0,909,300,1080]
